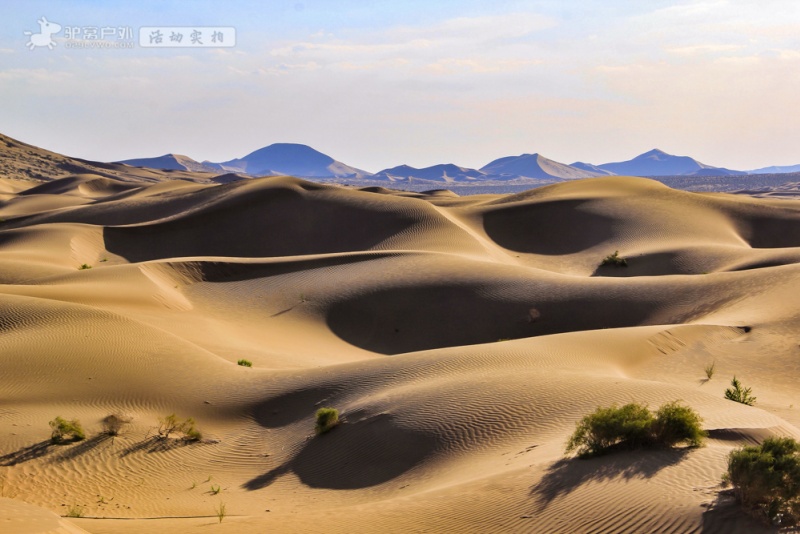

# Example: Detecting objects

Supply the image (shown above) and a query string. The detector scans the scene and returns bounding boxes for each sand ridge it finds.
[0,173,798,533]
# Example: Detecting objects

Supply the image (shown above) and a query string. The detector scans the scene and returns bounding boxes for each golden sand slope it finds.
[0,173,799,533]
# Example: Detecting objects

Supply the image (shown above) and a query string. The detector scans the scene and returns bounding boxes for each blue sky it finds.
[1,0,799,171]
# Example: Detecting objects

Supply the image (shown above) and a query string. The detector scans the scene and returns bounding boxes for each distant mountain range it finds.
[114,144,800,183]
[748,164,800,174]
[596,149,746,177]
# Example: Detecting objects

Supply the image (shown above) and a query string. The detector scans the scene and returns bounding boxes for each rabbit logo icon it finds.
[24,17,62,50]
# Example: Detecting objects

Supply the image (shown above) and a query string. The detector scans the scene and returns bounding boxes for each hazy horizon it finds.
[1,0,798,173]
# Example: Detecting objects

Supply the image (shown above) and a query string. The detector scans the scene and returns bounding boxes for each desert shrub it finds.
[725,376,756,406]
[78,264,92,270]
[727,437,800,525]
[65,504,84,518]
[237,359,252,367]
[158,414,202,441]
[704,362,716,380]
[315,407,340,435]
[566,403,654,457]
[651,401,706,447]
[600,250,627,267]
[566,401,705,457]
[49,416,85,444]
[216,502,226,523]
[101,413,132,436]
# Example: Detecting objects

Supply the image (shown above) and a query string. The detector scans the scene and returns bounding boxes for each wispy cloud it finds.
[665,44,746,56]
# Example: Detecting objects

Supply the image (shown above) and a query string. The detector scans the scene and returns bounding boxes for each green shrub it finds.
[49,416,86,444]
[651,401,706,447]
[158,414,202,441]
[725,376,756,406]
[600,250,627,267]
[727,437,800,525]
[78,264,92,270]
[566,403,654,457]
[237,359,252,367]
[65,504,84,518]
[566,401,705,457]
[216,502,226,523]
[315,407,340,435]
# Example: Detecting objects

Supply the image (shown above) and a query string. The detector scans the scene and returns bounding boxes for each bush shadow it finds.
[700,488,773,533]
[0,440,52,466]
[51,434,113,462]
[530,448,692,512]
[119,435,202,457]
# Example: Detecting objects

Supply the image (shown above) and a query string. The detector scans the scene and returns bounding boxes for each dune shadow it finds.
[102,186,418,262]
[530,448,691,511]
[326,284,539,354]
[482,199,616,256]
[252,386,344,429]
[244,413,436,491]
[0,440,52,466]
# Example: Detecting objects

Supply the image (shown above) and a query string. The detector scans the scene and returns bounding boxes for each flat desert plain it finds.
[1,163,800,533]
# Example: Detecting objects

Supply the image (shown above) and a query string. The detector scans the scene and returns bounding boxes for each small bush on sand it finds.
[566,403,654,457]
[49,416,85,444]
[600,250,627,267]
[101,413,132,436]
[158,414,202,441]
[78,264,92,270]
[725,376,756,406]
[566,401,705,457]
[704,362,716,380]
[315,407,339,435]
[726,437,800,525]
[237,359,252,367]
[651,401,706,448]
[65,504,84,518]
[216,502,226,523]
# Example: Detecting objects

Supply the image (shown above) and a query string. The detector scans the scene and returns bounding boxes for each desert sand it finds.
[1,157,800,533]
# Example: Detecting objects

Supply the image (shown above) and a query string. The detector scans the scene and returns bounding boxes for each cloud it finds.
[665,44,746,56]
[266,12,556,77]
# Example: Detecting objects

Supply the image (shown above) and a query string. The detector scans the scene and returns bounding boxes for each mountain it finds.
[598,149,745,177]
[748,164,800,175]
[480,153,606,180]
[118,154,218,173]
[0,132,212,184]
[211,143,372,179]
[570,161,615,176]
[372,163,488,182]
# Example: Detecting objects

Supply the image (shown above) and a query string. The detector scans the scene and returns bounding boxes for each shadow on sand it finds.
[529,448,692,511]
[119,435,202,457]
[0,440,53,466]
[244,413,436,491]
[51,434,114,462]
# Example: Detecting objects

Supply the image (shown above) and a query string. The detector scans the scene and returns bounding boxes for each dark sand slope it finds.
[0,174,798,533]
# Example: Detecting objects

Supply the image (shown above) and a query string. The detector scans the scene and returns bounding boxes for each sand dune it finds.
[0,172,798,533]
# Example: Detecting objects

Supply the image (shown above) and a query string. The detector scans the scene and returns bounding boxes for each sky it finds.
[1,0,799,172]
